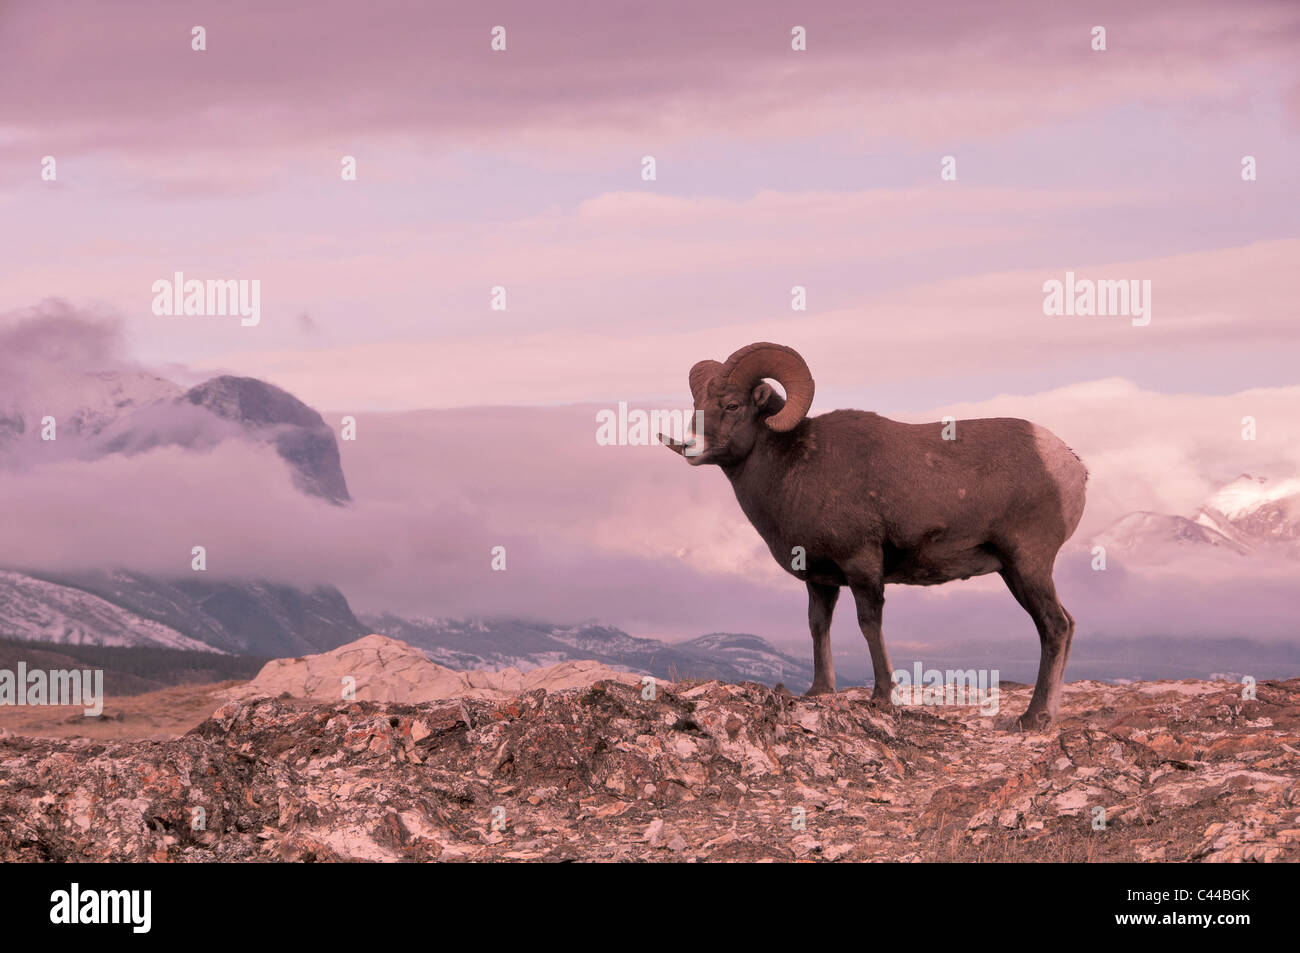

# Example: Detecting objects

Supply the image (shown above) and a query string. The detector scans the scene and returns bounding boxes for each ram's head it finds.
[660,342,815,466]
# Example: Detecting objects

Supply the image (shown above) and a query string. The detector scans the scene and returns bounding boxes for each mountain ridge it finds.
[1,367,361,656]
[362,613,816,687]
[1094,473,1300,563]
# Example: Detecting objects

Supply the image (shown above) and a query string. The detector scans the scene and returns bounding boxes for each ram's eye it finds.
[725,402,741,413]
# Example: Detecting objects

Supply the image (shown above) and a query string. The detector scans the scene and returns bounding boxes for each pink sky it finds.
[1,0,1297,412]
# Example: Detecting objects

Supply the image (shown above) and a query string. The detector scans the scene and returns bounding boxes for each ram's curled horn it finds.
[688,359,723,406]
[720,342,815,432]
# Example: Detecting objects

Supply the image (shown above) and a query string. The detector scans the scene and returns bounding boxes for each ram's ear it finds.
[752,381,775,409]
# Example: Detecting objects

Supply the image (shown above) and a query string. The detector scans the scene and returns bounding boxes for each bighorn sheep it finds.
[661,342,1087,730]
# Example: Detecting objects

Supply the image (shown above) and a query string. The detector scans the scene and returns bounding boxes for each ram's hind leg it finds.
[999,556,1073,731]
[805,581,840,696]
[847,576,893,705]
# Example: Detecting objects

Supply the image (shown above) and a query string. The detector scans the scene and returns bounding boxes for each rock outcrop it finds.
[217,634,646,704]
[1,670,1296,862]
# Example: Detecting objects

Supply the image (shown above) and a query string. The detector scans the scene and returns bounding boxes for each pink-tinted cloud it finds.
[180,238,1300,411]
[2,0,1296,163]
[1,315,1297,649]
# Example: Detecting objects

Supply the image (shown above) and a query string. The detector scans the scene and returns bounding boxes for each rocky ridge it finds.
[1,668,1296,862]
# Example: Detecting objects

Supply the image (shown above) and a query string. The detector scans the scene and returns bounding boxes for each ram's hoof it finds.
[803,683,836,697]
[1011,710,1055,733]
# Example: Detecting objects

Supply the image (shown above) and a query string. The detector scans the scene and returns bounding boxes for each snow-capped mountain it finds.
[363,614,816,688]
[1,368,349,504]
[1093,511,1250,559]
[0,570,217,651]
[1095,474,1300,563]
[0,369,181,446]
[676,633,809,683]
[1,366,362,655]
[1195,475,1300,548]
[0,570,369,657]
[37,570,369,656]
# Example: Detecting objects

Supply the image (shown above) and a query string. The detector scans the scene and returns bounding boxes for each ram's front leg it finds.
[804,581,840,695]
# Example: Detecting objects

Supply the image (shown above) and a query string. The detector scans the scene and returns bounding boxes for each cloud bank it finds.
[1,309,1296,655]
